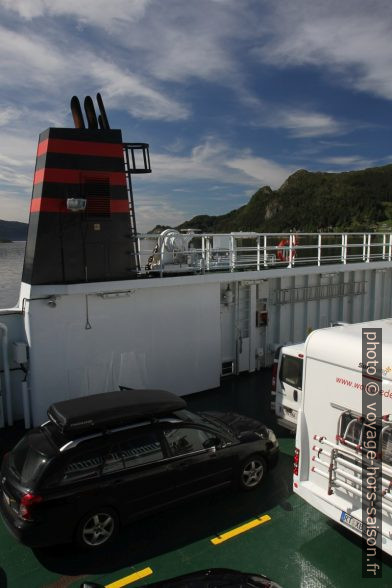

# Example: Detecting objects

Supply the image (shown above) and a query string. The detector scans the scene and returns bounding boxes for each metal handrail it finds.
[135,231,392,276]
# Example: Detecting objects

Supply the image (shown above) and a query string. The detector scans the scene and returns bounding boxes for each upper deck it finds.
[137,230,392,276]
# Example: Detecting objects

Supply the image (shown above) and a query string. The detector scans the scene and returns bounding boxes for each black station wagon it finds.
[0,389,279,549]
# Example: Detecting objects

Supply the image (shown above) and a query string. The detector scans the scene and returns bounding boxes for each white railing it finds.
[135,231,392,276]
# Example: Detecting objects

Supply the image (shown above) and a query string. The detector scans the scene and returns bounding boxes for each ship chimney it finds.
[22,94,150,285]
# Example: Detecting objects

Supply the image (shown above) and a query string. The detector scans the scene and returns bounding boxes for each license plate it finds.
[340,511,369,534]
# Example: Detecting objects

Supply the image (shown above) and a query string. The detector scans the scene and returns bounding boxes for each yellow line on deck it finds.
[211,515,271,545]
[105,567,153,588]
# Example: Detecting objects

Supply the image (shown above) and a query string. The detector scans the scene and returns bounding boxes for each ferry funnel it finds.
[22,94,150,285]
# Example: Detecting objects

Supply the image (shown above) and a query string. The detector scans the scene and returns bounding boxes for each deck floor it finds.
[0,370,390,588]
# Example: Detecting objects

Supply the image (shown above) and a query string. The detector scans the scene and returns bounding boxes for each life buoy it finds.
[277,236,298,262]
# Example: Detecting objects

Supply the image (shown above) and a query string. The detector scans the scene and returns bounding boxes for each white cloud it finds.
[226,155,294,188]
[0,106,22,127]
[141,137,294,190]
[0,191,30,222]
[89,60,189,121]
[1,0,245,86]
[1,0,151,29]
[270,109,344,138]
[319,156,368,166]
[135,195,188,233]
[0,133,36,192]
[255,0,392,101]
[0,25,189,122]
[317,155,390,170]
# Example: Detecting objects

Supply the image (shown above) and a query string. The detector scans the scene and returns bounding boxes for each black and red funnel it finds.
[22,94,151,285]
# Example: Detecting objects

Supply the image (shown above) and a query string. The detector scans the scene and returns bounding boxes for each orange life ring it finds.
[277,236,298,262]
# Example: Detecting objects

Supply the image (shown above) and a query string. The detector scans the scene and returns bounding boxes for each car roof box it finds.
[47,389,186,437]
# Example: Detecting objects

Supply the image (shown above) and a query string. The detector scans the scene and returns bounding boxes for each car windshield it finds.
[173,409,235,437]
[173,409,209,426]
[198,412,237,436]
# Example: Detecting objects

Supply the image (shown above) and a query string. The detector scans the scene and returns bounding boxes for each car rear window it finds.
[8,436,49,485]
[280,355,303,389]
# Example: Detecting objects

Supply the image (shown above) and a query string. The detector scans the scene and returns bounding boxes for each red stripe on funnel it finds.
[30,198,129,213]
[37,139,124,158]
[34,168,126,186]
[110,200,129,212]
[30,198,66,213]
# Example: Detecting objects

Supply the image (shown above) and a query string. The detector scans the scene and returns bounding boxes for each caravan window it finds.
[340,413,362,445]
[280,355,303,389]
[339,412,383,455]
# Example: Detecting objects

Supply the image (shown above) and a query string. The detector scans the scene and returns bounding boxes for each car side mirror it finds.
[203,437,220,449]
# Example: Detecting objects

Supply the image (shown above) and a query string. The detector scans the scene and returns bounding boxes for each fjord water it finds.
[0,242,24,308]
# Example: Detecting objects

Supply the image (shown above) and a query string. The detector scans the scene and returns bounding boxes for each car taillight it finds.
[293,447,300,476]
[271,363,278,391]
[19,492,43,520]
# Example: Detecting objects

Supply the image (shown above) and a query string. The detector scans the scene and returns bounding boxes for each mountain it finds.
[0,220,28,241]
[4,164,392,239]
[163,164,392,234]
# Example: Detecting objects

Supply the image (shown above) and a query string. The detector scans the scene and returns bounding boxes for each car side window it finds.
[62,452,104,483]
[164,427,212,456]
[101,432,164,474]
[102,447,124,474]
[120,432,164,469]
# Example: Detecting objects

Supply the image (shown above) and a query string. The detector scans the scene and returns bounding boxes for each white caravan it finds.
[271,343,304,431]
[294,319,392,556]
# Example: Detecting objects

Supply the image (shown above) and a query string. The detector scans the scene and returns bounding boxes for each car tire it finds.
[239,454,266,490]
[75,507,119,549]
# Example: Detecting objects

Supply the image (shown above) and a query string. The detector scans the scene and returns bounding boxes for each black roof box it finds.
[47,389,186,438]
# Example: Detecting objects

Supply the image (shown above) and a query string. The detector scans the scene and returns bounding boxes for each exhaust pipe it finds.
[84,96,98,129]
[70,96,85,129]
[96,92,110,129]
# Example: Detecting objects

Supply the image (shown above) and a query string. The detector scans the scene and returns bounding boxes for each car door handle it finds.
[175,461,191,470]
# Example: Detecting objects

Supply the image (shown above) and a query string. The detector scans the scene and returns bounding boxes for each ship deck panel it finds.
[0,370,389,588]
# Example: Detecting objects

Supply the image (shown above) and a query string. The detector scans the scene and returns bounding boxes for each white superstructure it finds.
[0,238,392,427]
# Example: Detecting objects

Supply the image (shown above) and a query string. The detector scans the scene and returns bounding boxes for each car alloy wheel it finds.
[240,455,266,490]
[76,508,118,549]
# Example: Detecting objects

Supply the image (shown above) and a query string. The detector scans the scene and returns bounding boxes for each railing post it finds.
[389,234,392,262]
[256,236,261,271]
[159,237,165,278]
[366,233,372,263]
[341,234,344,263]
[341,234,347,264]
[137,237,141,271]
[230,235,236,272]
[362,233,366,261]
[382,234,386,260]
[201,236,206,274]
[318,233,322,266]
[288,233,293,268]
[366,233,371,262]
[263,235,268,267]
[206,237,210,271]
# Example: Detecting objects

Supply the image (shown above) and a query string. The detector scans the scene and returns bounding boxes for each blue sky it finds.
[1,0,392,232]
